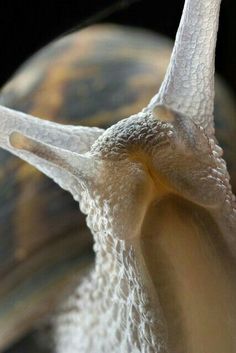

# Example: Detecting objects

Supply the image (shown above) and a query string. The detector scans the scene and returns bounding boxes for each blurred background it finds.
[0,0,235,94]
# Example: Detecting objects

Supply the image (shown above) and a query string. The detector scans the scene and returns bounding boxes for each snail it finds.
[0,0,236,352]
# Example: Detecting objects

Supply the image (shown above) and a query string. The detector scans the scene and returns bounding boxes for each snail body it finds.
[0,7,236,353]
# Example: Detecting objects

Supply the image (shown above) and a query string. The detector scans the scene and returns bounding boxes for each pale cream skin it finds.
[0,0,235,352]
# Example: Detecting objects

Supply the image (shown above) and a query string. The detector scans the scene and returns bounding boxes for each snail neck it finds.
[141,195,236,353]
[92,231,168,352]
[55,173,236,353]
[54,227,168,353]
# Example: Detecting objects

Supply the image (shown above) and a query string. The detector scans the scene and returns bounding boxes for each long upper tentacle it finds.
[148,0,221,136]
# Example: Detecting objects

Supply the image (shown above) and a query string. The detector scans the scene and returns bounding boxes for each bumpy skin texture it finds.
[0,24,235,353]
[55,238,167,353]
[150,0,221,136]
[92,110,236,247]
[53,110,236,353]
[0,103,235,353]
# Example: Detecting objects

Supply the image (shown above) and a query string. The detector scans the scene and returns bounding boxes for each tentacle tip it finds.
[9,131,29,150]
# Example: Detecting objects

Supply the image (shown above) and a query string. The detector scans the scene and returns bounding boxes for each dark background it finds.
[0,0,235,94]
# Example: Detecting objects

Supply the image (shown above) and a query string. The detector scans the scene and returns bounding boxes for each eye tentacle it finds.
[148,0,221,136]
